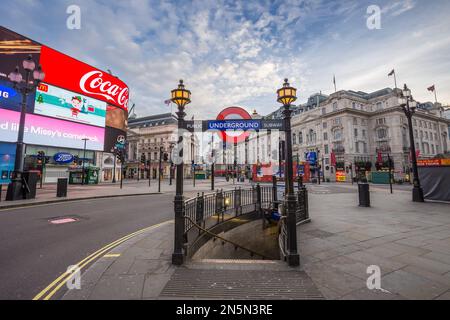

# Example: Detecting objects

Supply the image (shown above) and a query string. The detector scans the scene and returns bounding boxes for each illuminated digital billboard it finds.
[0,108,105,151]
[34,83,107,127]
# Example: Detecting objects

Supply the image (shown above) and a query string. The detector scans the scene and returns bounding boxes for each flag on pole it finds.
[164,99,172,106]
[427,85,435,92]
[388,69,398,88]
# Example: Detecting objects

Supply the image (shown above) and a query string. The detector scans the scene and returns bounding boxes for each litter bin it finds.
[23,171,38,200]
[358,183,370,207]
[57,178,68,197]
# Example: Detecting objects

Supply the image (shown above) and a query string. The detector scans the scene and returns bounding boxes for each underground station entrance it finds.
[169,80,311,268]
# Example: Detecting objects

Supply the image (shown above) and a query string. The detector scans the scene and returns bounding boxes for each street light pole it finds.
[6,56,45,201]
[278,79,300,267]
[399,84,424,202]
[211,134,215,191]
[112,148,117,183]
[81,138,89,185]
[171,80,191,266]
[159,146,163,193]
[317,149,321,185]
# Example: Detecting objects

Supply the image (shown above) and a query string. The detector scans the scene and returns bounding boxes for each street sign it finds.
[216,106,252,144]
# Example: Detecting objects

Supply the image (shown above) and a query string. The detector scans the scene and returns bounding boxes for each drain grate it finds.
[160,268,324,300]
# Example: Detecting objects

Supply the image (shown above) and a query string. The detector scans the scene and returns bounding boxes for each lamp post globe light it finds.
[277,79,300,267]
[399,84,424,202]
[6,55,45,201]
[171,80,191,266]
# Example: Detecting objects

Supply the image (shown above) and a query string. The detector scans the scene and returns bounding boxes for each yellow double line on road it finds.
[33,220,173,300]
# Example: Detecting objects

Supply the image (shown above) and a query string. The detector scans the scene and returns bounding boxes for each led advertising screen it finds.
[106,105,128,131]
[1,108,105,151]
[0,142,15,184]
[0,26,40,113]
[34,83,107,127]
[104,127,126,153]
[39,46,129,111]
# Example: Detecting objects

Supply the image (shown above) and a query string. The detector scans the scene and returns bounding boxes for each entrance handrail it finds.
[183,215,271,260]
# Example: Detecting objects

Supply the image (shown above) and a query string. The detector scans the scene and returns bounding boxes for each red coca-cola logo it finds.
[39,46,129,111]
[80,71,129,108]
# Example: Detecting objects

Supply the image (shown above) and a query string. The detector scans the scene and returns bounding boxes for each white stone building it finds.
[290,88,450,182]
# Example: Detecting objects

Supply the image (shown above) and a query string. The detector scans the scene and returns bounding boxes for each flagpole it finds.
[434,88,438,104]
[393,71,398,89]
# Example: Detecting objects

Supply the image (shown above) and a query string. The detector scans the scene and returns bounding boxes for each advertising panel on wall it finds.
[34,82,107,127]
[106,105,128,131]
[39,46,129,111]
[0,108,105,151]
[0,26,41,113]
[0,26,129,157]
[0,143,16,184]
[104,126,126,153]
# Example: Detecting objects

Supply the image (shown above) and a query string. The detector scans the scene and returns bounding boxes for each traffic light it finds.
[140,153,146,164]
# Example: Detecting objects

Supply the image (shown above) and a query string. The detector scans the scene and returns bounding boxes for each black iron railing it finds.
[183,184,273,234]
[181,183,310,260]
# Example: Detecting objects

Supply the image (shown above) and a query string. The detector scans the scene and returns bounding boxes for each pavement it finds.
[0,178,241,209]
[58,183,450,300]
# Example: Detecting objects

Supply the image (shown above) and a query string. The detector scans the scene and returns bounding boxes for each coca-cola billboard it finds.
[39,46,129,111]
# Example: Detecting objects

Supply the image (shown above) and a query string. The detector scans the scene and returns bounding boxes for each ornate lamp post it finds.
[171,80,191,265]
[277,79,300,267]
[399,84,424,202]
[6,56,45,201]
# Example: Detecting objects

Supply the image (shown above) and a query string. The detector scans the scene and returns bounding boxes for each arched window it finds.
[293,133,297,145]
[333,129,342,141]
[299,132,303,144]
[377,128,387,139]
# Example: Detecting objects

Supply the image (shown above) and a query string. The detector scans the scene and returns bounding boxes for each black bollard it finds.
[358,183,370,207]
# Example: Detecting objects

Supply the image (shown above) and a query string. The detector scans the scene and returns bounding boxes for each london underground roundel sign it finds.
[215,106,252,144]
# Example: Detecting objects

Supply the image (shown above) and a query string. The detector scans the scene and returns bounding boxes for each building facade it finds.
[290,88,450,182]
[126,113,199,179]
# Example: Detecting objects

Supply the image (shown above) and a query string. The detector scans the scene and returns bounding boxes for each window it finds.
[414,119,417,126]
[415,130,418,138]
[355,142,360,153]
[363,142,368,153]
[333,102,338,111]
[333,117,341,125]
[419,121,423,128]
[362,119,367,126]
[323,122,328,129]
[430,133,434,141]
[362,130,366,138]
[324,132,328,141]
[299,132,303,144]
[352,102,356,109]
[353,117,358,125]
[425,132,429,140]
[333,129,342,141]
[376,102,383,110]
[377,128,387,139]
[420,131,423,139]
[324,145,329,154]
[293,133,297,145]
[354,129,358,137]
[432,144,435,154]
[376,118,386,125]
[322,107,327,115]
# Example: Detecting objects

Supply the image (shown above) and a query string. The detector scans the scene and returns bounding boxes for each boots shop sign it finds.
[39,46,129,111]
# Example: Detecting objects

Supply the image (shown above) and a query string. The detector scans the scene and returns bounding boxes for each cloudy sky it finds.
[2,0,450,118]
